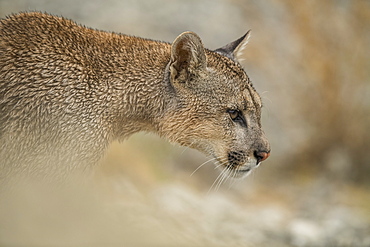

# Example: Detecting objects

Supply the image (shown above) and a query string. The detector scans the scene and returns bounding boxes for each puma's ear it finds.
[169,31,207,84]
[214,30,251,62]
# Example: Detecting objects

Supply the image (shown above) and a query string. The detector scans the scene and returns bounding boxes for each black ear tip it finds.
[214,30,251,60]
[214,47,235,60]
[245,29,252,39]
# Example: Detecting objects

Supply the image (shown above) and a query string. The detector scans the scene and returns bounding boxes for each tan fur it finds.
[0,12,270,179]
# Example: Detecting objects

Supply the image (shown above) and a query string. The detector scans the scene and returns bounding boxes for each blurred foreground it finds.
[0,0,369,246]
[1,135,369,247]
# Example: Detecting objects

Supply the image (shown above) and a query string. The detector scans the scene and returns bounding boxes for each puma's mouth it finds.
[215,152,259,179]
[230,162,256,178]
[215,163,256,179]
[237,168,251,173]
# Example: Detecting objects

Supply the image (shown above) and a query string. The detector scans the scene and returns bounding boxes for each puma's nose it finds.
[254,151,270,163]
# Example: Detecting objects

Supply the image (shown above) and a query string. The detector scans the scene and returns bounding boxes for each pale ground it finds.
[1,174,369,247]
[1,137,369,247]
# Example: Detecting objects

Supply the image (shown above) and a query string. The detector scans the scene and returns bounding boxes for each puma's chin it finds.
[216,157,259,179]
[231,158,260,178]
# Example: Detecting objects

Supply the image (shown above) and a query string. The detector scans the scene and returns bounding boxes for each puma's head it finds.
[158,31,270,178]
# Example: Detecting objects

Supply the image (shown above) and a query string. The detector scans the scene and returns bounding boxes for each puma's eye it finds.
[227,109,244,123]
[228,110,239,120]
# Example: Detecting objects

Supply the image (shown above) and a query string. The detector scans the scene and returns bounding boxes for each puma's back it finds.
[0,12,168,176]
[0,12,270,180]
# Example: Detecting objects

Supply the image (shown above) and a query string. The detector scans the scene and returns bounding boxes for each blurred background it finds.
[1,0,369,246]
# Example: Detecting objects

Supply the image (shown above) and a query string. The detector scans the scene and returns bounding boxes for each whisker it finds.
[261,96,272,117]
[228,168,239,189]
[214,158,233,190]
[190,157,218,177]
[213,157,229,170]
[214,162,224,170]
[208,164,227,194]
[179,140,196,156]
[215,168,229,192]
[208,177,220,194]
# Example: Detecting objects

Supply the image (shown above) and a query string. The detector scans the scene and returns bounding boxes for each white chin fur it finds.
[224,157,259,179]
